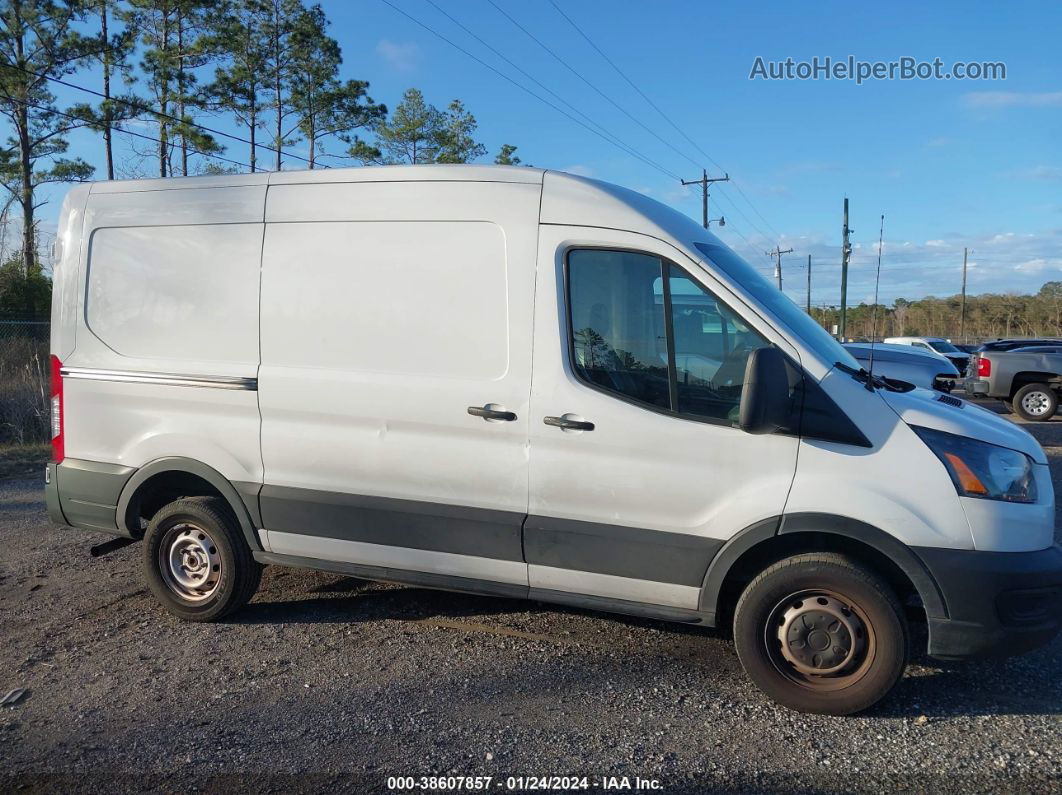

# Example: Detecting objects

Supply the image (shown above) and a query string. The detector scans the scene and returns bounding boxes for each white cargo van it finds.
[46,166,1061,715]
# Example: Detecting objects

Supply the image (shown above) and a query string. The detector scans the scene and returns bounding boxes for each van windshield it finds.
[693,242,859,371]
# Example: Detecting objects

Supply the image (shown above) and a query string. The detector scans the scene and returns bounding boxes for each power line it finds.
[715,218,770,266]
[697,185,779,246]
[379,0,681,180]
[8,63,322,169]
[546,0,721,172]
[719,181,784,242]
[4,94,252,170]
[489,0,702,172]
[482,0,782,244]
[420,0,673,178]
[546,0,785,242]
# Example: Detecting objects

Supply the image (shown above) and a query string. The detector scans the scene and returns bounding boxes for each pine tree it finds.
[71,0,142,180]
[0,0,95,276]
[204,0,269,171]
[287,4,384,169]
[435,99,485,164]
[126,0,221,177]
[261,0,303,169]
[351,88,485,166]
[494,144,521,166]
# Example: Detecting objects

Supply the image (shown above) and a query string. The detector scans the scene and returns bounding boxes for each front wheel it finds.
[733,552,909,715]
[1012,383,1058,422]
[143,496,262,622]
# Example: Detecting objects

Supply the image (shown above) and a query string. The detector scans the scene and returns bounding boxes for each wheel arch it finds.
[116,457,262,552]
[699,512,948,627]
[1009,373,1060,399]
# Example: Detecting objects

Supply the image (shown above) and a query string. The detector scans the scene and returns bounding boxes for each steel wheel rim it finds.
[159,522,222,602]
[1020,391,1052,416]
[765,589,876,691]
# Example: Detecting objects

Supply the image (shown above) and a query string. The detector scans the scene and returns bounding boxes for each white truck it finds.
[46,165,1060,715]
[883,336,971,376]
[843,342,961,392]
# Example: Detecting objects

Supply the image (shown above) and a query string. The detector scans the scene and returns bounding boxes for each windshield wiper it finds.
[835,361,878,387]
[834,362,913,392]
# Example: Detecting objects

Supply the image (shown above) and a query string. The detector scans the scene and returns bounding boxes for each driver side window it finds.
[567,249,769,424]
[665,264,768,420]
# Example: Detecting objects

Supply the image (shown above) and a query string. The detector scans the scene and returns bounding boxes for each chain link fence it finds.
[0,315,51,446]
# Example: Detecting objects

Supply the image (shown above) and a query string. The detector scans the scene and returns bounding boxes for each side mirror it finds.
[739,345,796,434]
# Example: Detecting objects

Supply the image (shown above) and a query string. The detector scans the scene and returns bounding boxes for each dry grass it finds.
[0,442,49,479]
[0,336,50,446]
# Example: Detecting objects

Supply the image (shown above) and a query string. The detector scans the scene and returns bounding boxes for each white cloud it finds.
[376,39,421,72]
[788,228,1062,304]
[563,164,593,177]
[1013,165,1062,181]
[962,91,1062,109]
[1015,257,1060,273]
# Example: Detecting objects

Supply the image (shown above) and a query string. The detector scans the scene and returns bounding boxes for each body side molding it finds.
[260,485,526,562]
[253,551,528,601]
[523,514,722,587]
[60,367,257,391]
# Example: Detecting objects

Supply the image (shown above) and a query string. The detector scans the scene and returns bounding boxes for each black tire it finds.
[143,496,261,622]
[1012,383,1058,422]
[733,552,909,715]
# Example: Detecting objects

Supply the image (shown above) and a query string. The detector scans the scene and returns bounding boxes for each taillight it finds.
[49,354,64,463]
[977,356,991,377]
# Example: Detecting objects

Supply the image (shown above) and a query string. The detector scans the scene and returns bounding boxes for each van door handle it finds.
[468,405,517,422]
[544,415,595,432]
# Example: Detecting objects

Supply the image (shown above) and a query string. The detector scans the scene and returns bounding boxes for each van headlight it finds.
[913,427,1037,503]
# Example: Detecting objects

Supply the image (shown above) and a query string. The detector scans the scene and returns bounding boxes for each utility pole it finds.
[766,245,793,290]
[806,254,812,314]
[959,247,968,343]
[680,169,729,229]
[839,198,853,341]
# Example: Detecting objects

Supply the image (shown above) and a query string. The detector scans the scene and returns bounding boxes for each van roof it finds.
[88,164,546,193]
[83,164,724,269]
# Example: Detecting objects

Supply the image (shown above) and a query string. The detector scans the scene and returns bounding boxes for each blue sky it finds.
[35,0,1062,306]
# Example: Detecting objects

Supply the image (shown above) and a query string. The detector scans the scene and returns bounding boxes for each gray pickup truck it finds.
[967,346,1062,420]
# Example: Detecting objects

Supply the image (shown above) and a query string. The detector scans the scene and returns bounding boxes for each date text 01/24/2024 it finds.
[385,775,664,791]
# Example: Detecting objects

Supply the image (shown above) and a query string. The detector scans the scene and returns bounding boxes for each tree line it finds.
[0,0,524,298]
[810,281,1062,342]
[1,1,1055,336]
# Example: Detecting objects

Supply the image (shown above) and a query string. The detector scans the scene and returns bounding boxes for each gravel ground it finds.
[1,397,1061,794]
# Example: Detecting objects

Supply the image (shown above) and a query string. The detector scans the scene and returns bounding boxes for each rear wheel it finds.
[143,496,261,622]
[733,553,909,715]
[1012,383,1058,422]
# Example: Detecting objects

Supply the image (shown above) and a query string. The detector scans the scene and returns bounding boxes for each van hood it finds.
[880,387,1047,464]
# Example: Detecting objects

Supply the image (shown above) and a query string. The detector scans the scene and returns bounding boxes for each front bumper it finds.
[916,544,1062,660]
